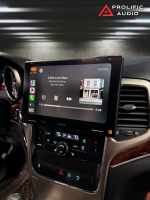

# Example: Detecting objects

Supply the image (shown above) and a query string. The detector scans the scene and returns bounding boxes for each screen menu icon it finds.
[30,87,35,93]
[29,95,35,101]
[29,103,34,106]
[30,80,35,86]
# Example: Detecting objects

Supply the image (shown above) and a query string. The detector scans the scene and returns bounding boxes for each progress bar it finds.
[43,104,93,111]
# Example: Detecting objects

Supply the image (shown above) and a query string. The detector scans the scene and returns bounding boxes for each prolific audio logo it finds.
[99,4,144,17]
[99,5,114,17]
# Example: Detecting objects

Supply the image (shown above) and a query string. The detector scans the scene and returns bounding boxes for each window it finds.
[87,81,90,87]
[94,81,97,87]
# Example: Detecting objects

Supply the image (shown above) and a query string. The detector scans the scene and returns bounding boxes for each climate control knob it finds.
[56,142,70,156]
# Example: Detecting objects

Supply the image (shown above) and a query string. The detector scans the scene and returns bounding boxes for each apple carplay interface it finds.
[22,57,123,137]
[28,63,110,123]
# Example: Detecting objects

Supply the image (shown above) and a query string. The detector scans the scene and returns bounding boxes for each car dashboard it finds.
[0,54,150,200]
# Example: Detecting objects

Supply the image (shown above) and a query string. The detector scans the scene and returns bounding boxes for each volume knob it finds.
[56,142,70,156]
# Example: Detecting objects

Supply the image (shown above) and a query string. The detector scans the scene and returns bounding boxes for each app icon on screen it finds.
[29,95,35,101]
[30,67,37,72]
[30,80,35,86]
[30,87,35,93]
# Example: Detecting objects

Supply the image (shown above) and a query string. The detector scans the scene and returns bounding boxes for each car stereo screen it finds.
[28,63,111,124]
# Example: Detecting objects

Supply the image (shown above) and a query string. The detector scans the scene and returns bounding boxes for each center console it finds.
[32,125,105,191]
[22,56,123,192]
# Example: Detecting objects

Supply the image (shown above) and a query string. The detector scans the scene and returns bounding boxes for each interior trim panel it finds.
[25,78,150,200]
[105,155,150,200]
[110,140,150,167]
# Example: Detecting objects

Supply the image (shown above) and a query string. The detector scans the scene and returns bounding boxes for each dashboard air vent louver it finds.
[117,86,149,130]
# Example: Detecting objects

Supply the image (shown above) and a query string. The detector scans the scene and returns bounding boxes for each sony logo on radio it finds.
[58,123,66,126]
[97,68,108,71]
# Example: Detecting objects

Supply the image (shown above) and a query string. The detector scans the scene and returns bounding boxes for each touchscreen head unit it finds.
[22,56,123,137]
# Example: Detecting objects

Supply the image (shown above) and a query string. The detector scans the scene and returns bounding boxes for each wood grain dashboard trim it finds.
[110,140,150,167]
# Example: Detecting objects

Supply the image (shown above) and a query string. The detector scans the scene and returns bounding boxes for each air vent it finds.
[117,86,149,130]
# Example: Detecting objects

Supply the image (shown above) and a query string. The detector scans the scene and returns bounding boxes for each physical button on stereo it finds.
[51,145,57,153]
[57,168,66,181]
[51,138,58,145]
[80,137,91,144]
[38,130,43,134]
[37,136,42,141]
[71,144,80,150]
[69,150,80,159]
[36,161,42,170]
[56,142,70,156]
[45,137,51,143]
[57,169,65,177]
[66,171,76,181]
[92,138,103,146]
[36,142,43,148]
[91,146,101,154]
[44,144,57,153]
[45,131,53,137]
[76,174,81,181]
[80,145,88,152]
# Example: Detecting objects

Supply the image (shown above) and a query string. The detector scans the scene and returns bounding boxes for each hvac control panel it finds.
[32,126,105,191]
[36,127,104,164]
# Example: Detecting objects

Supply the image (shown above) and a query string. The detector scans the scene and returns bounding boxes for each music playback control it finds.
[66,97,72,101]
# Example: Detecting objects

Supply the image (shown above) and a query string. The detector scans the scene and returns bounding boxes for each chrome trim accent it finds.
[28,120,36,122]
[91,129,104,133]
[4,66,22,102]
[25,78,150,200]
[19,112,22,121]
[23,123,28,126]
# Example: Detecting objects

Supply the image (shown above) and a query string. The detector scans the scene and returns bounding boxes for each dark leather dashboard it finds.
[123,57,150,81]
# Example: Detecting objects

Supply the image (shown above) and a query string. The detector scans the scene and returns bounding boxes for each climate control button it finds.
[56,142,70,156]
